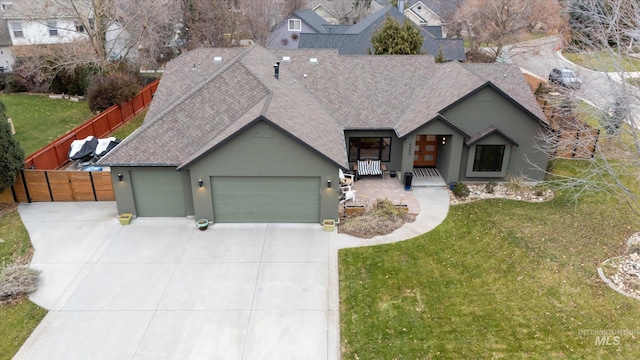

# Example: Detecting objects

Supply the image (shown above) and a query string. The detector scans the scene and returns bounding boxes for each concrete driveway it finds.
[14,187,449,359]
[14,202,337,360]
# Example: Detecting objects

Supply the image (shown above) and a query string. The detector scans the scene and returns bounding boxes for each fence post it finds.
[20,169,32,203]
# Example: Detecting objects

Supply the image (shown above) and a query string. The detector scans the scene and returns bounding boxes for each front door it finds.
[414,135,438,167]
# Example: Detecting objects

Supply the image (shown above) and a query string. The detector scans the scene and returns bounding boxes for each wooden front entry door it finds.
[414,135,438,167]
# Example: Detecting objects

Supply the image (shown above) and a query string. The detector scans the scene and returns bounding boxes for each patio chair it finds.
[339,185,356,204]
[339,168,355,186]
[354,159,386,179]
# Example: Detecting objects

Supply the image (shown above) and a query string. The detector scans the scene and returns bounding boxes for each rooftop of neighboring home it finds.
[293,5,466,60]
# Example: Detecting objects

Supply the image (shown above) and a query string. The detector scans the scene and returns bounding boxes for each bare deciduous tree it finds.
[455,0,563,60]
[533,0,640,213]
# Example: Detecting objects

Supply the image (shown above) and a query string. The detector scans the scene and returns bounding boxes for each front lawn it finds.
[0,205,47,360]
[0,94,93,155]
[339,161,640,358]
[562,51,640,72]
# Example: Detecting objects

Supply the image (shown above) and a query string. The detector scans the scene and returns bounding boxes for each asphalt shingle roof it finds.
[296,5,466,60]
[100,45,546,169]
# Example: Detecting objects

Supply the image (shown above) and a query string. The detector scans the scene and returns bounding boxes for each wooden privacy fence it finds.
[7,170,114,203]
[539,98,600,159]
[24,79,159,170]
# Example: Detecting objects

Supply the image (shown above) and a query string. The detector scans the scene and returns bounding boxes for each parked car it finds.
[549,67,582,90]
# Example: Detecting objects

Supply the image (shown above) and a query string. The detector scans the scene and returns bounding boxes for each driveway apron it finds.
[14,202,335,360]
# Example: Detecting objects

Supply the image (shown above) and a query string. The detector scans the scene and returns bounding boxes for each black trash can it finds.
[404,172,413,190]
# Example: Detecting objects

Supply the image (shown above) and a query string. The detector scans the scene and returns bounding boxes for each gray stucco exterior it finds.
[100,46,549,222]
[110,121,339,222]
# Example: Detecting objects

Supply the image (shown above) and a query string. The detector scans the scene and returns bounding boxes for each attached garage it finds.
[131,170,187,217]
[211,177,320,223]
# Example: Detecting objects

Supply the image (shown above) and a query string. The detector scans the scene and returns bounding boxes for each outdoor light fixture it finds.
[327,179,332,188]
[118,173,123,181]
[442,136,446,145]
[198,179,203,187]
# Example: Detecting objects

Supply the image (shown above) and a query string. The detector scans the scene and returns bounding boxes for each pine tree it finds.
[369,16,423,55]
[0,101,24,193]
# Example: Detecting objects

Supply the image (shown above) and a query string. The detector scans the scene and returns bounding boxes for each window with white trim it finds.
[47,20,58,37]
[10,21,23,38]
[288,19,301,31]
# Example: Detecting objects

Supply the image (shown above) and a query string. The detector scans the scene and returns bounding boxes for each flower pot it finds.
[196,218,209,230]
[118,213,133,225]
[323,219,335,232]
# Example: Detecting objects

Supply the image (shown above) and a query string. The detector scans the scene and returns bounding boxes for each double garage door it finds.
[212,177,320,223]
[131,171,320,222]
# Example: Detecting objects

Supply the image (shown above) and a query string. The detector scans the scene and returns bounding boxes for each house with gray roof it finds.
[268,5,466,61]
[99,45,550,223]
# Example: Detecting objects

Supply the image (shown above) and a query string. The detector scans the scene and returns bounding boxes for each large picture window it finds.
[349,137,391,162]
[473,145,505,172]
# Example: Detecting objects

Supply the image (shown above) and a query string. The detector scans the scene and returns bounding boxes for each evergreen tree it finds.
[370,16,423,55]
[0,101,24,193]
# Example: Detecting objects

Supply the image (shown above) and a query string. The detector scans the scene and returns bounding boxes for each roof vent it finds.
[310,57,318,64]
[274,61,280,79]
[282,56,291,62]
[213,56,222,62]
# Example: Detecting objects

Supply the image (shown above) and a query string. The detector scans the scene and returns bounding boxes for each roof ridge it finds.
[394,61,457,133]
[146,46,254,125]
[106,47,255,155]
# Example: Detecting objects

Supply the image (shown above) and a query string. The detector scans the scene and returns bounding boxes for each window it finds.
[10,21,23,38]
[473,145,505,172]
[47,21,58,36]
[288,19,301,31]
[349,137,391,162]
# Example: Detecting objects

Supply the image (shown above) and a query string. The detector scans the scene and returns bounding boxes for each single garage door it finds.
[131,170,186,217]
[212,177,320,223]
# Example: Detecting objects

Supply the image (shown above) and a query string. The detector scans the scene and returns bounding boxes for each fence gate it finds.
[7,170,115,203]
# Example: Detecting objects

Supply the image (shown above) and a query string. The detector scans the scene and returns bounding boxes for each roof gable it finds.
[465,125,519,147]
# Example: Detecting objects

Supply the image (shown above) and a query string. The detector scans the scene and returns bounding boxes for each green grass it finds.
[339,161,640,358]
[109,109,147,140]
[563,51,640,72]
[0,298,46,360]
[0,206,47,360]
[0,94,93,155]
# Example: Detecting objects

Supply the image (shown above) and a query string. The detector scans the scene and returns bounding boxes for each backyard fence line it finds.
[9,169,115,203]
[23,79,159,170]
[538,98,600,159]
[0,80,159,204]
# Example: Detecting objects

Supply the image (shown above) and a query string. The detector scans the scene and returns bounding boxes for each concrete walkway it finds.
[15,186,449,359]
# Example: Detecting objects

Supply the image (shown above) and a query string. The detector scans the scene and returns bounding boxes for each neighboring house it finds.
[308,0,386,24]
[268,5,466,61]
[404,0,459,38]
[99,45,550,223]
[0,0,132,69]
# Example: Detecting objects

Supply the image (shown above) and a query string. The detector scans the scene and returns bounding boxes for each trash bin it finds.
[404,172,413,190]
[449,182,457,191]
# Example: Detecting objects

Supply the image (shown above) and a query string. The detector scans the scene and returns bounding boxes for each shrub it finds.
[485,181,497,194]
[506,175,525,194]
[86,72,142,112]
[339,198,414,238]
[0,264,39,300]
[49,65,96,96]
[453,182,469,198]
[3,73,29,93]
